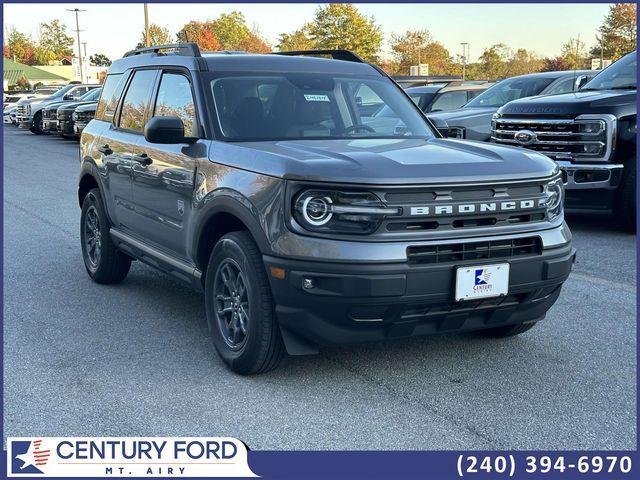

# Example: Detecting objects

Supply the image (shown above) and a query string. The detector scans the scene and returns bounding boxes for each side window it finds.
[543,77,574,95]
[118,70,157,132]
[96,74,125,122]
[430,91,468,112]
[153,72,196,135]
[355,84,384,117]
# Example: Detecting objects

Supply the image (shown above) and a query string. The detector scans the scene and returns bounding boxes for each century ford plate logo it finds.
[514,129,538,145]
[410,199,543,216]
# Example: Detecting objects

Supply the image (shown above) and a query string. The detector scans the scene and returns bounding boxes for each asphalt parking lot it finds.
[3,126,637,450]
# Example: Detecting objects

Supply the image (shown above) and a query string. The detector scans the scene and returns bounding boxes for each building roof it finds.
[3,58,69,85]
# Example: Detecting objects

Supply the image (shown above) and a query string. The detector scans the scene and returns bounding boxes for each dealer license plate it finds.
[455,263,509,301]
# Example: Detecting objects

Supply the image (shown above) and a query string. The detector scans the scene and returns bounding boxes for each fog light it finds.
[303,278,314,289]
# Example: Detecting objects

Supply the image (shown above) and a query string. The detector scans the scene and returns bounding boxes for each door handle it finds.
[98,144,113,155]
[132,153,152,166]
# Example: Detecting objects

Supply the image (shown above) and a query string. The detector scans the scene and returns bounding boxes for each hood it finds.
[58,100,95,112]
[43,100,69,111]
[211,137,557,185]
[427,107,497,124]
[498,89,636,116]
[75,102,98,112]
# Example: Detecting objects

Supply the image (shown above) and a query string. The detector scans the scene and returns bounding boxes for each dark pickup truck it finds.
[492,52,637,229]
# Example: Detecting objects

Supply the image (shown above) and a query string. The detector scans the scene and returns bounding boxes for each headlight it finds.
[72,111,78,121]
[543,177,564,221]
[293,190,400,235]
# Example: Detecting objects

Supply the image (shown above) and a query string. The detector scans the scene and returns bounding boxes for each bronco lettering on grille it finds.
[410,199,542,216]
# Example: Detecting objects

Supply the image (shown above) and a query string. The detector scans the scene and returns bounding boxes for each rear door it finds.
[131,69,201,258]
[99,69,159,230]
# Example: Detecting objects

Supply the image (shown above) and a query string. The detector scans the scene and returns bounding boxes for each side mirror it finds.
[144,116,197,144]
[576,75,589,90]
[427,115,449,136]
[63,93,74,100]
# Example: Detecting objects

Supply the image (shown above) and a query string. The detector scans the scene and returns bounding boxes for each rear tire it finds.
[80,188,131,284]
[614,157,636,232]
[205,231,285,375]
[477,321,538,338]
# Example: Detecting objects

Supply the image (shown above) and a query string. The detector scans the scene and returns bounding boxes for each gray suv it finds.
[78,44,575,374]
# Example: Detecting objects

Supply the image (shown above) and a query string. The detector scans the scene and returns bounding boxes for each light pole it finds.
[144,3,150,47]
[460,42,469,81]
[67,8,86,83]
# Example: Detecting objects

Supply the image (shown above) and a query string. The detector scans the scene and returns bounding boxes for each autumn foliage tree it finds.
[137,23,173,49]
[177,12,269,53]
[591,3,637,60]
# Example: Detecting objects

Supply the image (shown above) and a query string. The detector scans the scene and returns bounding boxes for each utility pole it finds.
[144,3,150,47]
[600,40,604,69]
[461,42,469,81]
[67,8,86,83]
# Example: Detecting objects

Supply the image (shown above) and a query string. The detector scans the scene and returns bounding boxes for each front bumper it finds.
[59,120,76,136]
[558,161,623,190]
[43,119,58,132]
[18,114,33,128]
[264,227,575,348]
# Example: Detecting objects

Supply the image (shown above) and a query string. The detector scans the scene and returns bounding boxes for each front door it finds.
[131,71,201,259]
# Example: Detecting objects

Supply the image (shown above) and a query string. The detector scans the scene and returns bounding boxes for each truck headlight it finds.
[544,177,564,221]
[72,111,78,121]
[293,190,400,234]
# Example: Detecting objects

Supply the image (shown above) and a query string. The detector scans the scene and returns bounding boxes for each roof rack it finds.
[123,43,201,58]
[274,49,364,63]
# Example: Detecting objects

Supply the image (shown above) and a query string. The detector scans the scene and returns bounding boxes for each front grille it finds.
[76,111,94,122]
[17,105,27,115]
[492,116,614,161]
[377,179,549,236]
[406,237,542,265]
[57,111,69,120]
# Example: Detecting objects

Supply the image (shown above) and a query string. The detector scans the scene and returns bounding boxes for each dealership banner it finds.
[7,437,258,477]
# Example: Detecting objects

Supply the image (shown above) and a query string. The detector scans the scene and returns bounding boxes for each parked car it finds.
[492,51,637,230]
[427,70,596,141]
[57,88,102,138]
[73,101,98,136]
[3,105,18,125]
[78,44,574,374]
[406,81,493,113]
[17,83,100,134]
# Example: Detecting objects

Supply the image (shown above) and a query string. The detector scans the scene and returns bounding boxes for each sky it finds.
[3,3,613,62]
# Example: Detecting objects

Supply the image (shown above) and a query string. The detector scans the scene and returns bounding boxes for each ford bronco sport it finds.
[78,44,575,374]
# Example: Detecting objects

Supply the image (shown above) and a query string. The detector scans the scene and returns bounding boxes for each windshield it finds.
[209,73,435,141]
[53,84,76,97]
[80,88,101,101]
[582,52,637,90]
[465,76,555,108]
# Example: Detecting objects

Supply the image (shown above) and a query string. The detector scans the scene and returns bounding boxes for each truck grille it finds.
[407,237,542,265]
[491,115,615,162]
[17,105,28,115]
[57,111,70,121]
[43,110,57,120]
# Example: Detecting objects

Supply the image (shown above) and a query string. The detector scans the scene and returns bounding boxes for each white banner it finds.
[7,437,258,477]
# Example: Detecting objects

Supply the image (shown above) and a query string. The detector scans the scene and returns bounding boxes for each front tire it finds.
[80,188,131,284]
[31,111,44,135]
[614,157,636,232]
[205,231,285,375]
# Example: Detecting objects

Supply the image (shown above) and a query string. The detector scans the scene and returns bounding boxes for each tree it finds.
[177,13,268,52]
[38,19,74,60]
[477,43,511,79]
[16,75,31,90]
[507,48,544,76]
[277,24,315,51]
[542,56,570,72]
[390,29,432,74]
[591,3,637,60]
[4,28,36,64]
[90,53,112,66]
[308,4,382,62]
[137,23,172,49]
[561,37,588,70]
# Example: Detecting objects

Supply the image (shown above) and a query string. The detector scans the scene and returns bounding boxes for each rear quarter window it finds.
[95,73,126,122]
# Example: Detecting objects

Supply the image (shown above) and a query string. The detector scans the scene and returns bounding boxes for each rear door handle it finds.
[98,144,113,155]
[132,153,152,166]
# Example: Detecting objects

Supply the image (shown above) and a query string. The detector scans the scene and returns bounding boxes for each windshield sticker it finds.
[304,94,330,102]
